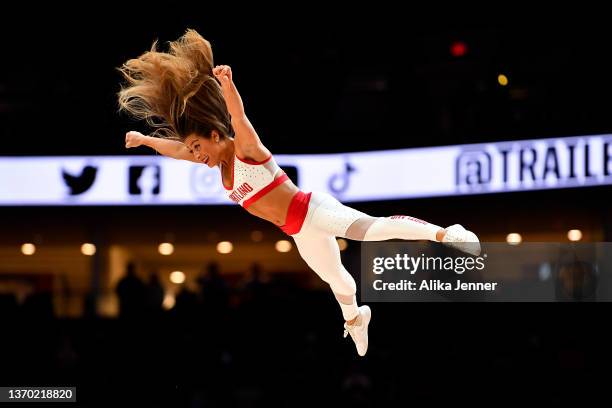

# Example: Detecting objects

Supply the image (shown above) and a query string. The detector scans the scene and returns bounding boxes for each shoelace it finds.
[344,312,365,339]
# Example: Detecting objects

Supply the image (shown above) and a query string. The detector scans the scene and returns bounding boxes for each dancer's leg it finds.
[303,191,478,255]
[291,229,371,356]
[302,192,445,242]
[292,231,359,321]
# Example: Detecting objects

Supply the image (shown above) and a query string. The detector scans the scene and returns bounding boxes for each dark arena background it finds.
[1,7,611,407]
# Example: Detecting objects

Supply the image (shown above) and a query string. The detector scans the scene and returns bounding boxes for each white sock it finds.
[338,295,359,321]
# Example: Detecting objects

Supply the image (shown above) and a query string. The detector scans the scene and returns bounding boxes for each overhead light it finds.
[158,242,174,256]
[217,241,233,254]
[275,240,292,253]
[506,233,522,245]
[21,243,36,255]
[81,243,96,256]
[169,271,186,284]
[567,229,583,242]
[498,74,509,86]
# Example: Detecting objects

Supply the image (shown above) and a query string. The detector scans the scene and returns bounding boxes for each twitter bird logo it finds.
[62,165,98,195]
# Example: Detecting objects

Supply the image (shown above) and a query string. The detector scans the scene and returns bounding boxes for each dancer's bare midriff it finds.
[243,178,300,226]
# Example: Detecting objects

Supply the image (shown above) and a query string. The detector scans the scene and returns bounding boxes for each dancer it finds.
[118,29,480,356]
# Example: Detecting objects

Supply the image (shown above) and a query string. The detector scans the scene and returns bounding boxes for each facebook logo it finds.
[129,165,160,199]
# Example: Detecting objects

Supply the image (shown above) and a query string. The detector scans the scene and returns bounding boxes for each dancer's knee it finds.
[344,216,378,241]
[328,269,356,296]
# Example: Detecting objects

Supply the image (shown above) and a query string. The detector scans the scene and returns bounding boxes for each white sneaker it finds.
[442,224,481,256]
[343,305,371,357]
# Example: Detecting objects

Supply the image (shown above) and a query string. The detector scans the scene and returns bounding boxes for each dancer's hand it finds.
[125,131,144,148]
[213,65,232,85]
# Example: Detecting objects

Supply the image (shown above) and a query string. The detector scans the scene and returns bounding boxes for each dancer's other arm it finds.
[124,131,200,163]
[212,65,270,160]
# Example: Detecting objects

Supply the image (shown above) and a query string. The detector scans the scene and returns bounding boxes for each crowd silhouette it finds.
[0,259,609,407]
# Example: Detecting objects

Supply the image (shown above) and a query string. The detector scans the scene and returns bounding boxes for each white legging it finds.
[291,191,443,321]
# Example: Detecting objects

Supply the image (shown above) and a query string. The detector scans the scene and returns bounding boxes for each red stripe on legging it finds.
[389,215,427,224]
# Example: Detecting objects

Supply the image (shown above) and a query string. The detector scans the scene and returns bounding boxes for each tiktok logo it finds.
[328,160,356,194]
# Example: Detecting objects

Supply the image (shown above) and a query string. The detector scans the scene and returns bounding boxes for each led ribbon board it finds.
[1,134,611,205]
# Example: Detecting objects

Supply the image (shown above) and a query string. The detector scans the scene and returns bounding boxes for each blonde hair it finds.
[118,29,233,141]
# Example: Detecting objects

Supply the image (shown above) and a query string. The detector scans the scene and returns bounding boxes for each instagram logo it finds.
[455,149,492,192]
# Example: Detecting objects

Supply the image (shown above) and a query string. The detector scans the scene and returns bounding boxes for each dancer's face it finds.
[184,132,225,168]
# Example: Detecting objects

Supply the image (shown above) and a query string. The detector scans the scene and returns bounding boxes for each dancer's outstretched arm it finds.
[213,65,270,158]
[124,131,200,163]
